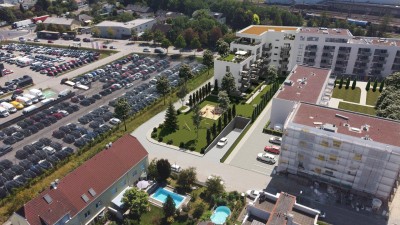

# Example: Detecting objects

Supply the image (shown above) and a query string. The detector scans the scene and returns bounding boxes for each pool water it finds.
[210,206,231,224]
[151,187,185,208]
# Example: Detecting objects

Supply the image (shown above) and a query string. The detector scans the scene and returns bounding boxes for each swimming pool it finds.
[210,206,231,224]
[150,187,186,208]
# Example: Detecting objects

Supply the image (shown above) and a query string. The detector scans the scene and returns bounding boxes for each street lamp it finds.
[299,190,303,203]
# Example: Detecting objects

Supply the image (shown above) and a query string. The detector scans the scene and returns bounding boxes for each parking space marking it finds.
[253,163,274,170]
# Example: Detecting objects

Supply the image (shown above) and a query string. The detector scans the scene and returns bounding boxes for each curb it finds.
[146,130,203,157]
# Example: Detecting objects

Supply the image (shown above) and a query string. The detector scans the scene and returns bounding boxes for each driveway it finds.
[203,129,242,162]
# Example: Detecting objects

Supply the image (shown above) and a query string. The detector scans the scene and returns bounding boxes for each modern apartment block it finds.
[277,102,400,200]
[214,25,400,91]
[10,135,149,225]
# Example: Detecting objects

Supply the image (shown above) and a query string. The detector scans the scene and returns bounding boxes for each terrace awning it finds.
[235,51,247,56]
[111,186,132,208]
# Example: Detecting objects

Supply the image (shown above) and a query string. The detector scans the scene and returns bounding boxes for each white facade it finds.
[277,103,400,200]
[214,25,400,91]
[95,18,156,39]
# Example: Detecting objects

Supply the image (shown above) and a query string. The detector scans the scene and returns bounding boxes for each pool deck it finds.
[148,185,191,209]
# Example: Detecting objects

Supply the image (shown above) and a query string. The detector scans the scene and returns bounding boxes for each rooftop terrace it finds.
[240,25,299,36]
[276,65,331,104]
[292,103,400,147]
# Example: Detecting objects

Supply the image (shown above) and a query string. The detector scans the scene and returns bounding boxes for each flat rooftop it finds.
[299,27,353,37]
[349,37,400,46]
[240,25,299,36]
[292,103,400,147]
[276,65,331,104]
[266,193,296,225]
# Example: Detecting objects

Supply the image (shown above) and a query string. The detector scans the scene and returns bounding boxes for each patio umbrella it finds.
[136,180,150,189]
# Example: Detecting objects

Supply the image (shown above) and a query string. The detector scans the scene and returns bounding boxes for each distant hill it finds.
[265,0,398,5]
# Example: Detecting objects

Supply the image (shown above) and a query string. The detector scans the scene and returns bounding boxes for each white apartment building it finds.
[214,25,400,92]
[277,102,400,200]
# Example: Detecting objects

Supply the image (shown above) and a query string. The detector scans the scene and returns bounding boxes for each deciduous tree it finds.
[122,188,149,220]
[205,176,225,200]
[221,72,236,95]
[174,34,186,49]
[178,63,193,84]
[114,98,130,131]
[216,39,229,57]
[156,159,171,181]
[156,75,171,105]
[176,85,188,107]
[218,90,230,112]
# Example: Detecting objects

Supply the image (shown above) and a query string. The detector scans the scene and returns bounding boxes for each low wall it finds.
[204,116,251,154]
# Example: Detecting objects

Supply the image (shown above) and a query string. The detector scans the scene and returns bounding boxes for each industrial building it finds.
[94,18,156,39]
[214,25,400,91]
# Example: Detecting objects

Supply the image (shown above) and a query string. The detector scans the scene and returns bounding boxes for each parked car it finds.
[216,137,228,147]
[109,118,121,125]
[143,48,150,52]
[246,190,260,199]
[264,145,280,154]
[269,137,282,145]
[257,153,276,164]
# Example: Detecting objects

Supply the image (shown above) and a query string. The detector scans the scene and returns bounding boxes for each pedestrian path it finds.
[245,85,267,104]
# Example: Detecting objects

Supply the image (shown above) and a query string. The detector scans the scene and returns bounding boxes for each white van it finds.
[16,96,32,106]
[171,164,181,173]
[0,102,17,113]
[41,98,55,105]
[22,105,37,115]
[23,94,39,103]
[58,89,72,97]
[29,89,45,100]
[0,107,9,117]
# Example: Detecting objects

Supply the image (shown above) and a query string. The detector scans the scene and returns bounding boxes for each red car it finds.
[48,40,54,43]
[264,145,280,154]
[52,113,64,120]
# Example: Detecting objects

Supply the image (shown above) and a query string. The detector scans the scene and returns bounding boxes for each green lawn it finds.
[221,54,235,62]
[338,102,376,116]
[366,90,381,106]
[332,87,361,103]
[157,97,218,152]
[140,205,189,225]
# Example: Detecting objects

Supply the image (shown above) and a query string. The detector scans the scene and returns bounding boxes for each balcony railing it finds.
[234,38,261,46]
[357,51,372,56]
[217,52,251,63]
[374,52,389,57]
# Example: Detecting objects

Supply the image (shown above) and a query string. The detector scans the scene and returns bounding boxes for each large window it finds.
[84,210,91,218]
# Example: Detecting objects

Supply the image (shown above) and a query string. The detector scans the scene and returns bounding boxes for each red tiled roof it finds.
[292,103,400,147]
[17,135,148,225]
[276,65,331,104]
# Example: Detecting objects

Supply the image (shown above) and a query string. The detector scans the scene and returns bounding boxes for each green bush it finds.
[167,139,173,145]
[153,127,157,133]
[151,133,157,138]
[179,142,185,148]
[159,123,164,129]
[177,109,181,115]
[189,146,195,151]
[158,137,163,142]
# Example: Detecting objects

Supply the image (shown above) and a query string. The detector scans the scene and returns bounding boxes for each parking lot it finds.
[228,130,280,176]
[0,50,205,198]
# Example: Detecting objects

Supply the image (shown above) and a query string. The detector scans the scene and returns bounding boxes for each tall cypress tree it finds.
[379,81,384,92]
[223,112,228,126]
[372,80,378,92]
[214,79,219,93]
[207,82,212,94]
[206,129,211,145]
[227,107,232,121]
[212,122,217,137]
[199,87,203,100]
[339,77,344,89]
[366,79,371,91]
[351,78,357,90]
[345,77,350,89]
[189,95,193,106]
[232,104,236,117]
[217,117,222,132]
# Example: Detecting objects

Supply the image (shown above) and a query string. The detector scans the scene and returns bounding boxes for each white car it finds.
[246,190,261,199]
[207,175,224,185]
[171,164,181,173]
[217,137,228,147]
[58,110,69,116]
[257,153,276,164]
[109,118,121,125]
[143,48,150,52]
[269,137,282,145]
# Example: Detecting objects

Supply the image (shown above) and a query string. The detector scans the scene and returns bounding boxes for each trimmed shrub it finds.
[158,137,163,142]
[151,133,157,138]
[167,139,173,145]
[153,127,157,133]
[179,142,184,148]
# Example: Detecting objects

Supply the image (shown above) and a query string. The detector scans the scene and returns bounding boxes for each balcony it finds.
[335,63,347,68]
[338,49,351,54]
[263,52,271,57]
[217,52,250,63]
[374,52,389,58]
[234,38,261,46]
[356,57,370,62]
[305,45,318,51]
[280,52,290,58]
[357,51,372,56]
[263,43,272,51]
[354,63,367,69]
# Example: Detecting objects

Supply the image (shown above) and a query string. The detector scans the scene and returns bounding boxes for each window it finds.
[274,53,277,55]
[132,170,138,176]
[120,179,126,187]
[112,187,117,194]
[226,66,230,72]
[275,46,279,49]
[84,210,91,218]
[96,201,102,208]
[306,37,319,42]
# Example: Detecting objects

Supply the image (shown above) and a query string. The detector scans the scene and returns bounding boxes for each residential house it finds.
[10,134,149,225]
[77,14,93,25]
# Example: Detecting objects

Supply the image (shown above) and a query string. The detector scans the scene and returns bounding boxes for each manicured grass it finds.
[157,97,217,152]
[236,84,272,118]
[338,102,376,116]
[140,205,190,225]
[332,87,361,103]
[0,68,214,223]
[179,106,188,111]
[221,54,235,61]
[366,90,381,106]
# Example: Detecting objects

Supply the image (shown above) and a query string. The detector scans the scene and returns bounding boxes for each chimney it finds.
[50,181,57,189]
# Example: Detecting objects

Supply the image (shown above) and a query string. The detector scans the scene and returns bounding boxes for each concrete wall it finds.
[204,116,251,154]
[214,56,254,88]
[270,98,296,129]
